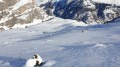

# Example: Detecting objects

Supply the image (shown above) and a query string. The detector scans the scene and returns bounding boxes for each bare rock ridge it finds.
[0,0,51,30]
[41,0,120,24]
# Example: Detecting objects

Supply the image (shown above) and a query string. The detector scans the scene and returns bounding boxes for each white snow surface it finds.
[12,0,33,10]
[92,0,120,5]
[0,0,3,2]
[36,0,120,6]
[44,60,56,67]
[0,17,120,67]
[12,19,42,28]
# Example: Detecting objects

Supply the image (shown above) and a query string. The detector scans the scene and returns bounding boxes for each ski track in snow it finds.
[0,17,120,67]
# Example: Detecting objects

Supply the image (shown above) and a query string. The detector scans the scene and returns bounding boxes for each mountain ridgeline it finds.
[41,0,120,24]
[0,0,120,31]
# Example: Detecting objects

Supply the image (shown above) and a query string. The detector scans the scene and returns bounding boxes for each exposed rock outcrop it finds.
[0,0,51,30]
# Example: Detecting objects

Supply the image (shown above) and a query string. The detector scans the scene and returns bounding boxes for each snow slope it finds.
[0,0,3,2]
[0,17,120,67]
[92,0,120,6]
[37,0,120,6]
[12,0,33,10]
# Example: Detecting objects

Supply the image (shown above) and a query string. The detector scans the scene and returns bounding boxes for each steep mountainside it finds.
[1,0,120,31]
[41,0,120,24]
[0,0,51,30]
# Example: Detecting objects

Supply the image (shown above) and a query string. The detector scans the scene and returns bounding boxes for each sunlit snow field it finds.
[0,17,120,67]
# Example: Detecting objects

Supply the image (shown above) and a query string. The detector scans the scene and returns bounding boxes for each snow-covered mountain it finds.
[1,0,120,31]
[0,0,52,30]
[41,0,120,24]
[92,0,120,6]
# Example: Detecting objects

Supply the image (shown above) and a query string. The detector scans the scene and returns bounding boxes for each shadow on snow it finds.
[0,56,26,67]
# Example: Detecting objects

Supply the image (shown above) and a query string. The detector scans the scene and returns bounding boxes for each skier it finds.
[24,54,43,67]
[33,54,43,67]
[34,61,40,67]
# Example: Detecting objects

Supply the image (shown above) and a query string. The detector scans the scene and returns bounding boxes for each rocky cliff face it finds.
[41,0,120,24]
[0,0,51,30]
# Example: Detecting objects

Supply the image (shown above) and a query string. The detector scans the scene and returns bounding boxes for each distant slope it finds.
[92,0,120,6]
[41,0,120,24]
